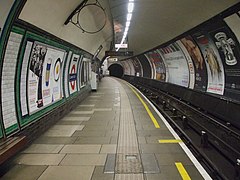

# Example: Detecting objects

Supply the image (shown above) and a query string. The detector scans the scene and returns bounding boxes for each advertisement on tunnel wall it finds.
[69,54,80,94]
[144,54,156,79]
[28,42,65,113]
[159,43,190,87]
[209,23,240,98]
[193,32,225,95]
[131,57,143,77]
[145,50,167,82]
[180,36,207,91]
[126,60,135,76]
[121,61,131,75]
[177,40,195,89]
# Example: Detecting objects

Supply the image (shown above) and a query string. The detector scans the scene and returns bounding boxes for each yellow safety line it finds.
[128,84,160,128]
[175,162,191,180]
[159,139,183,143]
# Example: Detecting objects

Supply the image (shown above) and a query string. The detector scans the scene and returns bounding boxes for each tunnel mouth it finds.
[108,64,124,78]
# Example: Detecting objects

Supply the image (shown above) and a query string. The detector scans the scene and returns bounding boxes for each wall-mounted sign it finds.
[115,44,128,48]
[105,51,133,56]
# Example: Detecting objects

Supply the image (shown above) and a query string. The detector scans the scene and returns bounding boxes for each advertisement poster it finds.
[180,36,207,91]
[209,25,240,98]
[193,32,225,95]
[126,60,135,76]
[177,40,195,89]
[131,57,142,77]
[121,61,131,75]
[159,43,190,87]
[144,54,156,79]
[28,42,65,113]
[69,54,80,94]
[145,50,167,82]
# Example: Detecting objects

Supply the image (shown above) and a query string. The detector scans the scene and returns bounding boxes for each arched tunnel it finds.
[0,1,240,179]
[108,64,124,78]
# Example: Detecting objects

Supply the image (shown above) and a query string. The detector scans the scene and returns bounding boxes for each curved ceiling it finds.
[19,0,113,59]
[19,0,239,60]
[109,0,239,57]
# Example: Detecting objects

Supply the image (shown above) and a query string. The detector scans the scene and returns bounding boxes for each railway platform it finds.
[1,77,210,180]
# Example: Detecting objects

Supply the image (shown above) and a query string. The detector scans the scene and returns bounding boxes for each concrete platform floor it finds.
[1,77,209,180]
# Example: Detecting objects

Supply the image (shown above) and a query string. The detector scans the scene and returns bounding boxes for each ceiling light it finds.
[127,13,132,21]
[128,3,134,13]
[126,21,130,27]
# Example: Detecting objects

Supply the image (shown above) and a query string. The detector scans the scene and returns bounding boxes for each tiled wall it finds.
[1,32,22,131]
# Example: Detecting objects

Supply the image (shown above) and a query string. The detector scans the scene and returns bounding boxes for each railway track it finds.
[127,79,240,180]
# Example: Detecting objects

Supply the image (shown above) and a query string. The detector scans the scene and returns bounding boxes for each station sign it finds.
[115,44,128,48]
[108,58,118,61]
[105,51,133,56]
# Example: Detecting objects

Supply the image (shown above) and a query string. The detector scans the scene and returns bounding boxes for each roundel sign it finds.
[69,64,77,90]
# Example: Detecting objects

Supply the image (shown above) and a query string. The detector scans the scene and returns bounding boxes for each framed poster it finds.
[145,50,167,82]
[180,36,207,91]
[193,32,225,95]
[131,57,143,77]
[27,42,66,113]
[159,43,190,87]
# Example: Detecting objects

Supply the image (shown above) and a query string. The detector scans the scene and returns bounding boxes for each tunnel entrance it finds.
[108,64,124,78]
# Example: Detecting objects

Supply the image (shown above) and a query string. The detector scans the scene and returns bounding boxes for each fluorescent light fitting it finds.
[129,0,134,2]
[126,21,130,27]
[125,27,129,32]
[128,3,134,13]
[127,13,132,21]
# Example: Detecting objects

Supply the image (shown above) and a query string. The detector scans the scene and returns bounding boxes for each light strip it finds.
[127,13,132,21]
[128,3,134,13]
[116,0,134,51]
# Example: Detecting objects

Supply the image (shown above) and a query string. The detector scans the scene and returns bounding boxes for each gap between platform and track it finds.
[127,82,212,180]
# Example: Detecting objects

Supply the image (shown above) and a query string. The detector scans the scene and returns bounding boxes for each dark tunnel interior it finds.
[108,64,124,78]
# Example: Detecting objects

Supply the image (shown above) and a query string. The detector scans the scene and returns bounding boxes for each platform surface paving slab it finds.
[1,77,206,180]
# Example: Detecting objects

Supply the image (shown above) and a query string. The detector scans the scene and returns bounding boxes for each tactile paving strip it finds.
[115,83,144,179]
